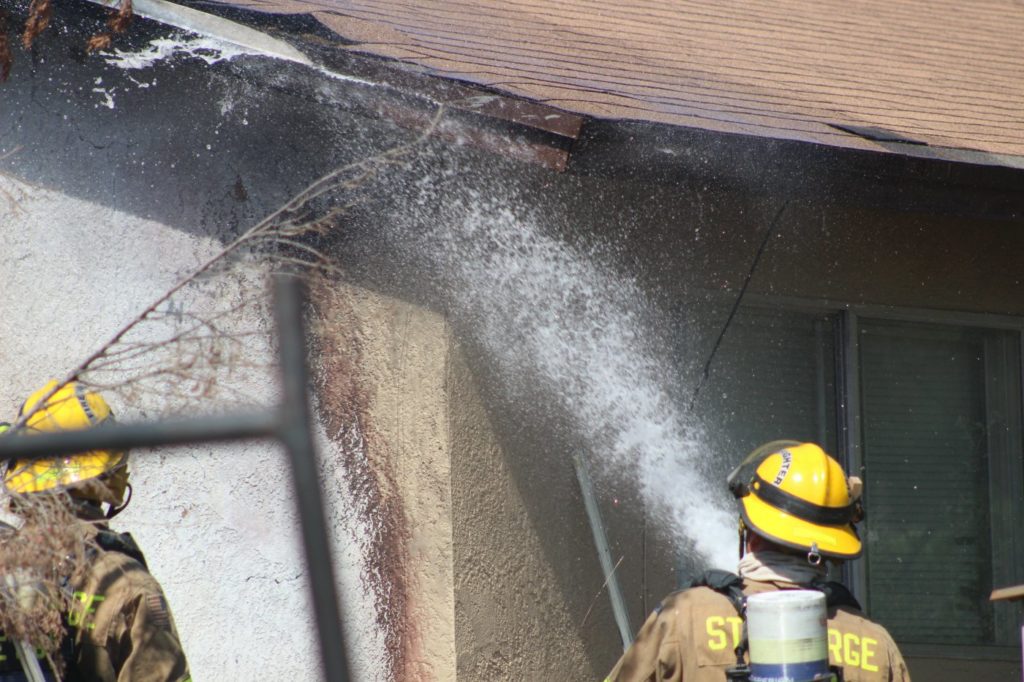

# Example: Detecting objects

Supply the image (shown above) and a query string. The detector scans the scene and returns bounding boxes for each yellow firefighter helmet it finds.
[729,441,863,560]
[2,381,129,509]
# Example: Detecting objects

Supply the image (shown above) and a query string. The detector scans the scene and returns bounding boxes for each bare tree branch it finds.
[11,106,445,427]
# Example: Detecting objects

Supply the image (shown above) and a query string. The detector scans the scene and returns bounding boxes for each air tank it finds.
[746,590,832,682]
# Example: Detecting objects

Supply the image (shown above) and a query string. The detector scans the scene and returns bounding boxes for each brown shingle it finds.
[214,0,1024,158]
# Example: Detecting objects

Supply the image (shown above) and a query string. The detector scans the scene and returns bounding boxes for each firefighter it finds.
[1,381,191,682]
[605,441,910,682]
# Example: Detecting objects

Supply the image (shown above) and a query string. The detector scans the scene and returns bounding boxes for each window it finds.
[856,319,1023,654]
[692,306,839,489]
[693,301,1024,657]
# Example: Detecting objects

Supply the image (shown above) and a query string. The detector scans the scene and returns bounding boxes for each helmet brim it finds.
[4,450,128,497]
[742,491,862,559]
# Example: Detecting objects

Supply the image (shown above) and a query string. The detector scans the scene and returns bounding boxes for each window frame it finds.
[736,292,1024,660]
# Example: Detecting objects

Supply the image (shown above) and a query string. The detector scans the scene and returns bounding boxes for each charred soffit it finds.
[565,121,1024,224]
[295,30,1024,224]
[224,3,1024,224]
[29,1,1023,224]
[196,8,588,173]
[6,0,584,173]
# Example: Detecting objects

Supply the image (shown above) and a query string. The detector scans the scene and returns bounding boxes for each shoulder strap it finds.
[810,579,862,611]
[688,569,747,614]
[689,569,750,666]
[689,571,863,667]
[94,530,149,569]
[692,570,861,611]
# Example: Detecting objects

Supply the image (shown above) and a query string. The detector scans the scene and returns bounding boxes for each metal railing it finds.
[0,275,351,682]
[572,452,633,650]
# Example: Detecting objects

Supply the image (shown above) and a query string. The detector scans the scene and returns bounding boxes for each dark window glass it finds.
[859,320,1022,647]
[694,306,838,493]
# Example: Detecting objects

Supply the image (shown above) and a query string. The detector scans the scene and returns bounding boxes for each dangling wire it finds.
[688,201,790,413]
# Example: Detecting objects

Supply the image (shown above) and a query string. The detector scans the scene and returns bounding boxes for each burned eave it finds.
[278,29,586,172]
[279,19,1024,223]
[284,35,1024,223]
[565,119,1024,223]
[43,0,1024,220]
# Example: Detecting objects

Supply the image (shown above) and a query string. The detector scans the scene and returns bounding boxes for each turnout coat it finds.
[0,521,191,682]
[605,576,910,682]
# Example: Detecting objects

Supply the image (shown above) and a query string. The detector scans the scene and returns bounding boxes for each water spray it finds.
[388,195,737,566]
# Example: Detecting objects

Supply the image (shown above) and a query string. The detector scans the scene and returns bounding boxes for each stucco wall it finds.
[312,279,457,681]
[0,8,451,679]
[308,275,629,681]
[0,177,366,679]
[0,177,476,681]
[311,279,623,681]
[448,345,610,680]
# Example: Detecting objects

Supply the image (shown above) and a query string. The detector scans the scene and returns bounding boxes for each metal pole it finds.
[573,452,634,650]
[273,275,351,682]
[12,639,47,682]
[0,413,278,462]
[0,275,351,681]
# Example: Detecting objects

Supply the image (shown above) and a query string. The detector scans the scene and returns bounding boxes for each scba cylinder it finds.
[747,590,831,682]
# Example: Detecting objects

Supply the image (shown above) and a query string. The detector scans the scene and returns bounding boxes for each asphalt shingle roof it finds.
[213,0,1024,160]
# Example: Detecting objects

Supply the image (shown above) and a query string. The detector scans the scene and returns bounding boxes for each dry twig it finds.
[0,492,95,665]
[4,0,133,76]
[11,107,446,426]
[580,554,626,628]
[87,0,133,53]
[0,13,12,83]
[20,0,51,50]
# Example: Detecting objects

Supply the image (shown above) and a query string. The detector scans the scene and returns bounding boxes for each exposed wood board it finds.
[375,98,574,170]
[203,0,1024,160]
[991,585,1024,603]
